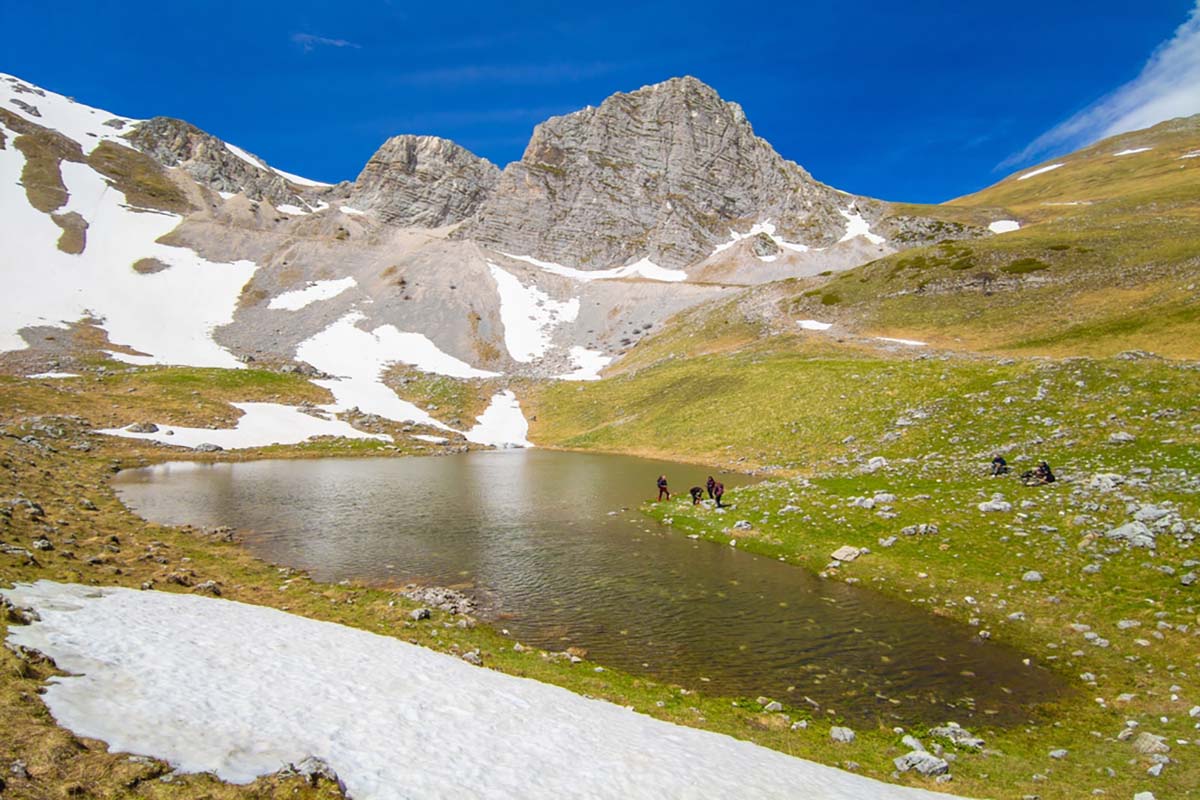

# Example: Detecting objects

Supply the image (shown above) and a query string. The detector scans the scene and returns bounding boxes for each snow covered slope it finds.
[3,582,968,800]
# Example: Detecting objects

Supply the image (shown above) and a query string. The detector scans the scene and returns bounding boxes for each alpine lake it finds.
[114,449,1066,726]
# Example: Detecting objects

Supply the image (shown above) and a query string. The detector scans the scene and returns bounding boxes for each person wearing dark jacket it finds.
[689,486,704,505]
[706,476,716,499]
[656,475,670,501]
[991,455,1009,476]
[713,481,726,508]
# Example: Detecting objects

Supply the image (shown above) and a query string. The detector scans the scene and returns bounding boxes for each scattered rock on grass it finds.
[894,751,949,777]
[830,726,856,743]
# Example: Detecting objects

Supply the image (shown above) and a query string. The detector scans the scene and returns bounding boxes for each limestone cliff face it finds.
[127,117,309,208]
[348,135,499,228]
[458,76,877,269]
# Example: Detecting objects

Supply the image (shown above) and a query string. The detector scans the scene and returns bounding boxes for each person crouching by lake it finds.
[689,486,704,505]
[657,475,670,501]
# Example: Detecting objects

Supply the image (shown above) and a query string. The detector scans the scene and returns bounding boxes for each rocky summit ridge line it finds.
[457,76,881,269]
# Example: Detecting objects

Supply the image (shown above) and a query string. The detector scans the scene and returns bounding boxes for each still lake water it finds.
[114,449,1064,725]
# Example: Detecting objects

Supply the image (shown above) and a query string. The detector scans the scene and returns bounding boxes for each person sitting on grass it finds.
[991,455,1009,476]
[689,486,704,505]
[1020,461,1056,485]
[656,474,670,501]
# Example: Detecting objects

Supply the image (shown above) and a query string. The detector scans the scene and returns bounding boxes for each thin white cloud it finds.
[1006,2,1200,167]
[291,32,362,52]
[390,62,617,87]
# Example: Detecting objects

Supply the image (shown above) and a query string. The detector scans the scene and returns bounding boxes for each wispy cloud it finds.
[1004,3,1200,168]
[368,106,573,131]
[291,32,362,53]
[389,62,617,88]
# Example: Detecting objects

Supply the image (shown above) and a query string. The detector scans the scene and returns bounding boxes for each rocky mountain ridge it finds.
[458,76,881,269]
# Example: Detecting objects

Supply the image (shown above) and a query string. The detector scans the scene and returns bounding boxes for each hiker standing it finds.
[656,475,670,501]
[713,481,726,508]
[706,475,716,499]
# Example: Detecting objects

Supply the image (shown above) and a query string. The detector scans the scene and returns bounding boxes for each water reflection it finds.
[114,450,1065,725]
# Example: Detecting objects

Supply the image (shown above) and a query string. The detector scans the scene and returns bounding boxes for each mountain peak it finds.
[347,133,499,227]
[458,77,854,269]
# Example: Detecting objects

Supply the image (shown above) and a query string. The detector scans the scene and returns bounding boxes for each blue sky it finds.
[6,1,1199,202]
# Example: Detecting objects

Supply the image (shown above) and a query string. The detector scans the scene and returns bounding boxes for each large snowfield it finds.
[2,582,965,800]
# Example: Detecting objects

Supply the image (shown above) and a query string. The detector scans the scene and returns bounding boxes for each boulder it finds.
[893,751,949,777]
[830,726,856,743]
[831,545,862,562]
[1106,521,1156,548]
[978,494,1012,513]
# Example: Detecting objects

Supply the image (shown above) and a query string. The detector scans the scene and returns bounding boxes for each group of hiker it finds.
[991,455,1056,485]
[656,474,726,507]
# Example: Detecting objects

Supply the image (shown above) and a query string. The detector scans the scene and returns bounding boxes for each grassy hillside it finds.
[531,342,1200,799]
[762,115,1200,359]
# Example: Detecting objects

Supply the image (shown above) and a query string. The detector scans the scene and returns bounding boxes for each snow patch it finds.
[488,263,580,362]
[877,337,928,347]
[268,278,357,311]
[798,320,832,331]
[500,253,687,283]
[1016,163,1064,180]
[988,220,1021,234]
[0,73,138,154]
[412,434,449,444]
[98,403,387,449]
[339,206,365,216]
[276,204,309,215]
[27,372,80,379]
[295,312,495,427]
[1113,147,1152,156]
[710,220,810,260]
[556,346,613,381]
[837,207,886,245]
[272,167,333,188]
[464,390,532,448]
[226,144,332,189]
[224,143,268,170]
[1180,150,1200,159]
[1,581,961,800]
[0,139,255,368]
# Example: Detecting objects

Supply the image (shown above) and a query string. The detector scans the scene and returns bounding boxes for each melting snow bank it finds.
[1180,150,1200,159]
[27,372,81,379]
[837,207,886,245]
[500,253,687,282]
[1016,163,1064,181]
[711,220,810,259]
[988,220,1020,234]
[1,73,138,154]
[798,320,833,331]
[465,391,532,448]
[0,132,256,367]
[1113,147,1152,156]
[488,263,580,362]
[877,337,928,347]
[556,346,613,381]
[223,144,332,189]
[98,403,387,448]
[2,582,965,800]
[268,278,357,311]
[295,311,494,428]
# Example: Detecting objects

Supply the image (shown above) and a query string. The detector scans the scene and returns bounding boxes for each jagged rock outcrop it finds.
[347,135,499,227]
[127,117,310,209]
[457,76,880,269]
